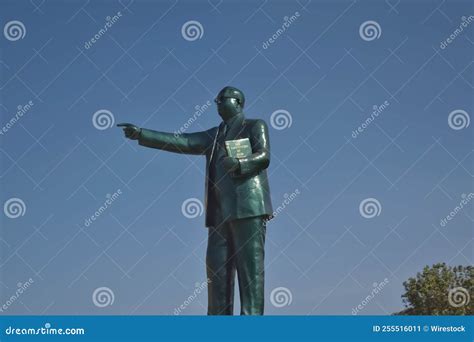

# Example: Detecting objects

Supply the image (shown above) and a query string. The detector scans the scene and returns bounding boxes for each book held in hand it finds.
[225,138,252,158]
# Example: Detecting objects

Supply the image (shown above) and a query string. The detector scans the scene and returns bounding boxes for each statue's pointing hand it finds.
[117,123,141,140]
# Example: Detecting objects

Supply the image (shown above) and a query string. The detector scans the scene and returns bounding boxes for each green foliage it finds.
[397,263,473,315]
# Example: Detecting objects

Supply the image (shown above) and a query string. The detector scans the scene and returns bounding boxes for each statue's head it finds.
[214,86,245,122]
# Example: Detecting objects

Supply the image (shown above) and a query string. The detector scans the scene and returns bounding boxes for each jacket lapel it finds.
[225,114,245,141]
[208,125,221,166]
[209,114,245,166]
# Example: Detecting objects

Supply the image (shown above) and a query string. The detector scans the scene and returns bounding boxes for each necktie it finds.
[219,123,228,145]
[222,123,228,139]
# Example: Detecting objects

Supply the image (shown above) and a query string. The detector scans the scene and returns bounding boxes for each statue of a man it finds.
[118,86,273,315]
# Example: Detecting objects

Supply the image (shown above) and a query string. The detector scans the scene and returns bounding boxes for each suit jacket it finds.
[138,116,273,227]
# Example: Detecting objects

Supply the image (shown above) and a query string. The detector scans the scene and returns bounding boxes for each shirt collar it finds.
[223,112,244,128]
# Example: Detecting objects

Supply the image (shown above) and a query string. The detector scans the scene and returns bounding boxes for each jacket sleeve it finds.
[236,119,270,176]
[138,128,214,155]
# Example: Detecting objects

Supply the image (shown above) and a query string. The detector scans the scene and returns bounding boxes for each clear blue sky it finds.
[0,0,472,315]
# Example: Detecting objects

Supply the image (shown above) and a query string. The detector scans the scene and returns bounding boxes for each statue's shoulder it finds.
[245,118,268,130]
[206,126,219,134]
[205,126,219,140]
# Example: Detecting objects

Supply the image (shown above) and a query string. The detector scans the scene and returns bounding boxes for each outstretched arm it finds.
[117,123,212,155]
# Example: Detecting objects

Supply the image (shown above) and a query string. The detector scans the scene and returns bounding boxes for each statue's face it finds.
[215,96,240,122]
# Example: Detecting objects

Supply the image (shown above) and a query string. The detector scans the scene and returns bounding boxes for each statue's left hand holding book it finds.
[225,138,252,159]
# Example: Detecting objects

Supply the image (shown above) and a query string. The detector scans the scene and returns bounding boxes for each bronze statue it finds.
[118,86,273,315]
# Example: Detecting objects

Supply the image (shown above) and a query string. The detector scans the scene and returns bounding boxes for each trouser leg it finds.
[229,216,266,315]
[206,222,235,315]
